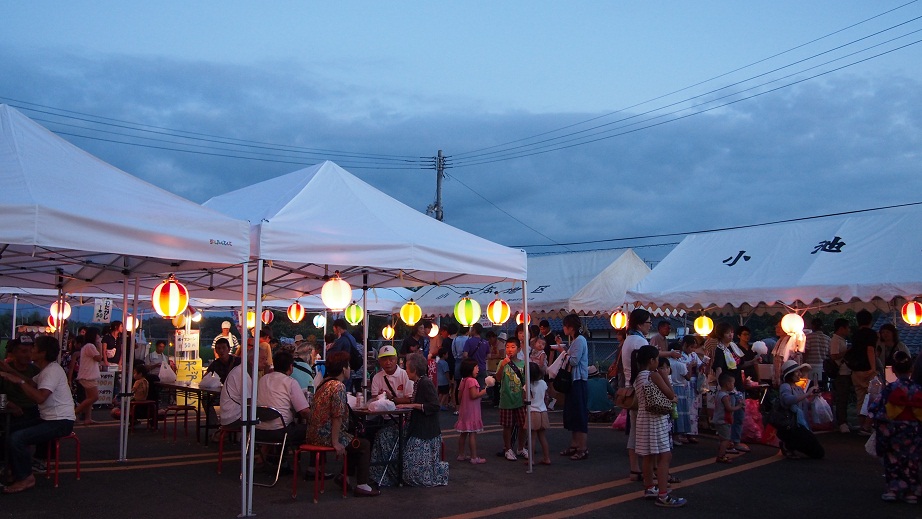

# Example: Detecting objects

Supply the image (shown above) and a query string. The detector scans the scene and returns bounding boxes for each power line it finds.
[510,201,922,248]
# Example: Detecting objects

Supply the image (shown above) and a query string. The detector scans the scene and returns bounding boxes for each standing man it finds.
[803,318,830,385]
[851,310,878,436]
[213,321,241,355]
[828,318,853,433]
[538,320,557,365]
[463,323,489,388]
[649,320,671,353]
[145,340,175,374]
[401,323,425,357]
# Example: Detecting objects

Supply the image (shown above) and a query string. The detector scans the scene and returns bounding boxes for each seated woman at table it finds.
[402,352,449,487]
[0,336,76,494]
[305,351,380,497]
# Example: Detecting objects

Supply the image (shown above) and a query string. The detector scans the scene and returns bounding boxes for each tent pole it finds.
[523,279,532,474]
[10,294,17,339]
[117,274,129,461]
[362,271,369,398]
[122,277,140,461]
[238,261,250,518]
[247,259,265,517]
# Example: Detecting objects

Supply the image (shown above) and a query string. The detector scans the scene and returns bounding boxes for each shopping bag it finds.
[158,361,177,383]
[741,398,763,443]
[547,352,567,379]
[811,395,835,428]
[611,408,628,430]
[199,372,221,389]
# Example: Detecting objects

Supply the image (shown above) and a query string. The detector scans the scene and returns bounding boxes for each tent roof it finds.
[0,105,250,295]
[407,249,650,317]
[626,205,922,313]
[204,161,527,297]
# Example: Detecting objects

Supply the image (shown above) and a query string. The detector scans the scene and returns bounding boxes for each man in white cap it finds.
[212,320,240,354]
[370,345,413,403]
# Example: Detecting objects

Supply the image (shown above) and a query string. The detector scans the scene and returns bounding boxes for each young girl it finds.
[455,358,487,464]
[528,361,551,465]
[111,362,150,420]
[633,345,687,508]
[679,335,702,443]
[714,372,743,463]
[667,344,690,446]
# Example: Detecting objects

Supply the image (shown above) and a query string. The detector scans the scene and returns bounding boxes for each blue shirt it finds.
[436,359,449,386]
[567,335,589,381]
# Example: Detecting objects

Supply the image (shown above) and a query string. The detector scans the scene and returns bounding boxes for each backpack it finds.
[843,345,869,371]
[760,389,797,431]
[349,344,364,372]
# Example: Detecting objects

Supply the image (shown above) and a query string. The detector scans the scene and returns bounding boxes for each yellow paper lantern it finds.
[428,323,439,338]
[454,294,481,327]
[902,301,922,326]
[125,315,139,332]
[781,313,804,335]
[287,302,305,323]
[246,311,256,329]
[693,315,714,336]
[172,313,186,328]
[151,275,190,318]
[486,294,511,326]
[400,299,422,326]
[515,313,531,326]
[345,302,364,326]
[382,324,395,340]
[321,272,352,311]
[610,310,628,330]
[49,301,71,320]
[312,314,326,329]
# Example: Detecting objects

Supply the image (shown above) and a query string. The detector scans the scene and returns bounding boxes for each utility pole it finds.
[426,150,446,221]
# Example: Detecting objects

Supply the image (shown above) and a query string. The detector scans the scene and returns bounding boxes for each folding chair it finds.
[252,406,289,488]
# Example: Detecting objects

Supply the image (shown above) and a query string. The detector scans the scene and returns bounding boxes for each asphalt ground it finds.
[0,404,918,519]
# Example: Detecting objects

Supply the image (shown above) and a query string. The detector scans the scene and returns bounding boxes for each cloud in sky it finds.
[1,45,919,265]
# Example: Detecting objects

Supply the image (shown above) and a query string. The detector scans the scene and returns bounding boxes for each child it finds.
[496,337,528,461]
[111,362,150,420]
[528,361,551,465]
[436,350,452,410]
[714,372,744,463]
[455,358,487,464]
[679,335,702,443]
[667,343,691,445]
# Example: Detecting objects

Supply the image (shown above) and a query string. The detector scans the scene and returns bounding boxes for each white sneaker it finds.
[517,449,529,460]
[838,423,850,434]
[504,449,517,461]
[547,398,557,411]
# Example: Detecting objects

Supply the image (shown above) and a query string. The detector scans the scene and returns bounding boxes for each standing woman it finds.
[710,322,749,453]
[74,327,103,426]
[402,353,449,486]
[877,324,909,372]
[559,313,590,460]
[621,308,653,481]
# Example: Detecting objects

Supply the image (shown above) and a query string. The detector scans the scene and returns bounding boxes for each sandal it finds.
[570,449,589,461]
[715,456,733,464]
[629,471,643,482]
[881,492,897,502]
[559,447,578,457]
[904,495,918,504]
[456,455,471,462]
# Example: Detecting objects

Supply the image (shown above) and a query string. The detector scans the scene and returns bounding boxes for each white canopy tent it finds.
[205,160,528,512]
[0,104,253,510]
[408,249,650,317]
[626,205,922,314]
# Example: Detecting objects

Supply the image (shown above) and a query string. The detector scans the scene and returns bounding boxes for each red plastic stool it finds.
[128,400,159,432]
[215,425,242,474]
[159,405,199,442]
[292,444,348,502]
[46,432,81,488]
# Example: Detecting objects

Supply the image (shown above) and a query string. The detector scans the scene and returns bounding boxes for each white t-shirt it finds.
[370,366,414,399]
[256,371,309,430]
[77,343,101,381]
[529,379,548,412]
[829,334,851,376]
[220,364,251,426]
[35,363,77,421]
[620,334,649,387]
[668,358,688,386]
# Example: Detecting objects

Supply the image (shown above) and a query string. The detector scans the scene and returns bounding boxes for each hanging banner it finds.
[93,298,113,323]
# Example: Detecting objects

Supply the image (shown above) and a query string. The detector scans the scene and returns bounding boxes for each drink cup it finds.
[0,393,7,410]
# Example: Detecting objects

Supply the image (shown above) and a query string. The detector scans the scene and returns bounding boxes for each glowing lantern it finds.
[345,302,364,326]
[693,315,714,336]
[515,313,532,326]
[287,302,305,323]
[428,323,439,338]
[246,311,256,329]
[312,314,326,329]
[49,301,71,321]
[321,272,352,311]
[486,294,511,325]
[902,301,922,326]
[151,275,189,317]
[781,313,804,335]
[188,306,202,323]
[47,315,57,330]
[400,299,422,326]
[382,325,395,340]
[454,294,481,327]
[172,313,186,328]
[125,315,139,332]
[261,310,274,325]
[610,310,628,330]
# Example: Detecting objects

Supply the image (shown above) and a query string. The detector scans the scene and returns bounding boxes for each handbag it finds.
[553,364,573,394]
[643,381,673,415]
[615,386,637,410]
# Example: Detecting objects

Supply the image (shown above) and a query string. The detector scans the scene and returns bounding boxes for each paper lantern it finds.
[312,314,326,329]
[486,294,511,326]
[781,313,804,335]
[246,311,256,329]
[172,314,186,328]
[902,301,922,326]
[49,301,71,320]
[454,294,481,327]
[610,310,628,330]
[693,315,714,336]
[345,302,364,326]
[47,315,58,329]
[400,299,422,326]
[261,309,274,325]
[382,324,395,340]
[125,315,139,332]
[321,272,352,311]
[287,302,305,323]
[428,323,439,338]
[188,306,202,323]
[151,275,189,317]
[515,313,531,326]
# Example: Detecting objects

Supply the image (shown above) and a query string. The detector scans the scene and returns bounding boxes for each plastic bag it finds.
[864,431,877,457]
[741,398,763,443]
[612,408,628,430]
[367,397,397,412]
[547,352,567,379]
[158,361,177,383]
[811,394,834,426]
[859,394,871,417]
[199,372,221,389]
